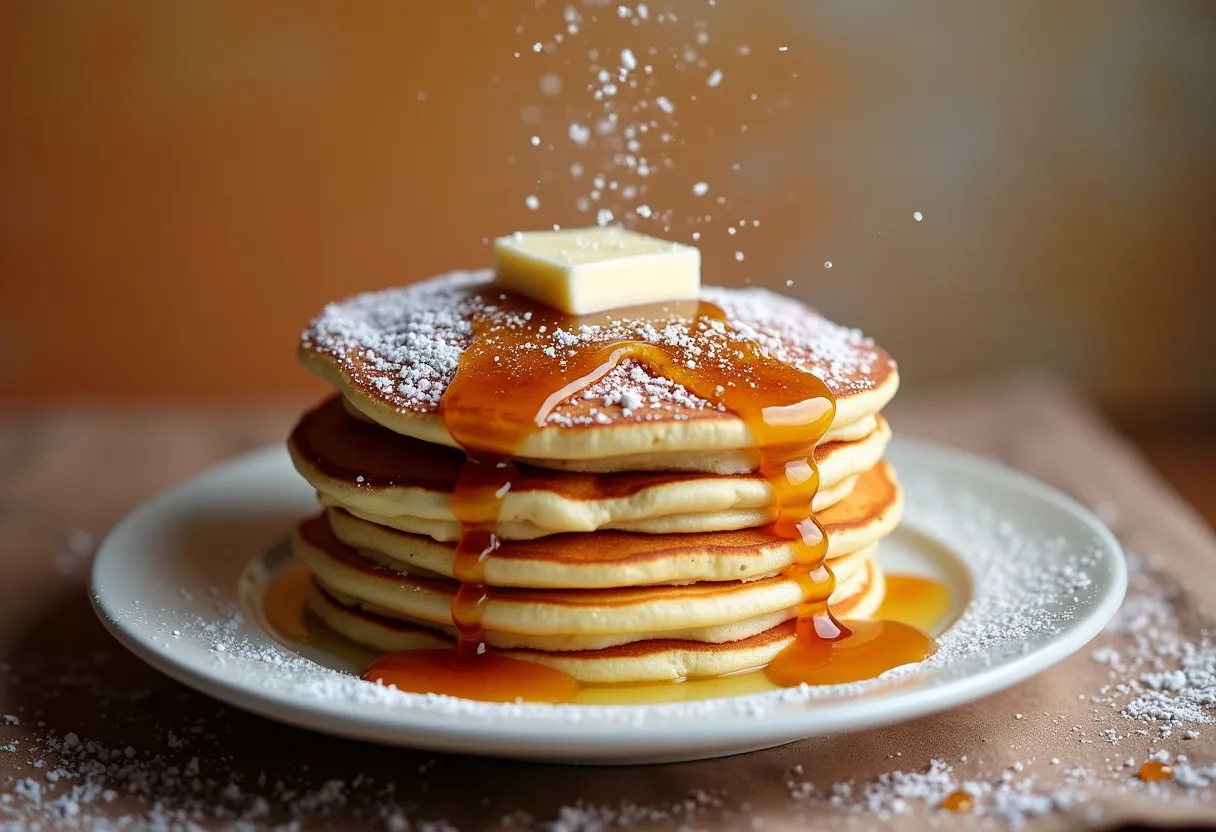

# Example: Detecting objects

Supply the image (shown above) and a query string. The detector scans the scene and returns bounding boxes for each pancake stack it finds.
[289,271,902,685]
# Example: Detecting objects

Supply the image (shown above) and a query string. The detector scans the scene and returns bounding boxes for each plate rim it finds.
[89,437,1127,758]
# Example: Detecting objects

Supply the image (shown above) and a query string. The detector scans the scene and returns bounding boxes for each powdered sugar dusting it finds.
[1087,552,1216,736]
[787,757,1094,829]
[302,271,483,411]
[565,359,717,427]
[704,285,886,394]
[301,272,894,424]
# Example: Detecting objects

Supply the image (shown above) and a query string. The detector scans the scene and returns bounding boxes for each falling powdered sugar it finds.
[52,530,95,578]
[520,4,729,231]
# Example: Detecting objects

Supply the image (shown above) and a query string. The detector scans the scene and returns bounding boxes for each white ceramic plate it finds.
[91,438,1125,764]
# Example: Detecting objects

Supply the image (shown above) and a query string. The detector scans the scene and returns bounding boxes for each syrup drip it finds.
[1138,761,1174,782]
[940,790,974,812]
[362,450,581,702]
[362,293,934,701]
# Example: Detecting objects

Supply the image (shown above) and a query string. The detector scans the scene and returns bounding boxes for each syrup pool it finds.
[260,561,953,706]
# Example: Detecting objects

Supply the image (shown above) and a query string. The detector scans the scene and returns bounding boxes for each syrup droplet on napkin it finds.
[1138,761,1174,782]
[940,790,974,812]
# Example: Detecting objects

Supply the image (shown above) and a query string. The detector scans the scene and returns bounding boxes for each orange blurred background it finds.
[1,2,1214,415]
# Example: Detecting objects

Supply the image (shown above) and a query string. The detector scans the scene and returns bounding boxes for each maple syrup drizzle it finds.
[361,292,935,701]
[940,790,975,812]
[1138,761,1174,782]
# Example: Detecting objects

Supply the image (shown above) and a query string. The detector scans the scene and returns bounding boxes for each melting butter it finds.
[494,227,700,315]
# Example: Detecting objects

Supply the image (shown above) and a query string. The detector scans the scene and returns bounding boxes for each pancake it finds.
[300,272,898,472]
[318,459,902,588]
[305,561,885,684]
[328,454,899,544]
[292,496,885,644]
[318,483,859,541]
[290,396,891,539]
[318,457,899,588]
[307,544,874,653]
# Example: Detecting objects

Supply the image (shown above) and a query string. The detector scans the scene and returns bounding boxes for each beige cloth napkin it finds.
[0,378,1213,830]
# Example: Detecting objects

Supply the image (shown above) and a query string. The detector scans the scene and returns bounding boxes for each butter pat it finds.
[494,227,701,315]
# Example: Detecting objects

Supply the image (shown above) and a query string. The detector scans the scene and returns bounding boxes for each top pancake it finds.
[300,271,898,472]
